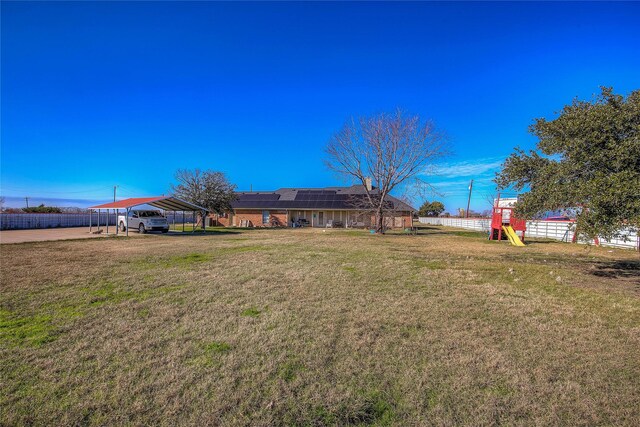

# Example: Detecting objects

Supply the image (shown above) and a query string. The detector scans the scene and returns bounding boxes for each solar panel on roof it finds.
[241,194,280,201]
[228,187,419,212]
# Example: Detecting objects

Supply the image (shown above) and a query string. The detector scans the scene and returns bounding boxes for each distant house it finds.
[211,184,415,229]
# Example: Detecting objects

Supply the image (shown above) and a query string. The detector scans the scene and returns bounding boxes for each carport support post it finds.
[98,209,101,232]
[126,207,129,237]
[202,210,206,230]
[106,209,109,235]
[182,211,185,232]
[116,209,119,235]
[89,209,92,232]
[192,211,195,232]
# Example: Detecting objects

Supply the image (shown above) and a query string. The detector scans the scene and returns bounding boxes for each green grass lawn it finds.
[1,226,639,425]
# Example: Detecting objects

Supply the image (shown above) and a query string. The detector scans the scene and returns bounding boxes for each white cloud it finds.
[426,157,505,178]
[425,167,502,200]
[431,179,473,188]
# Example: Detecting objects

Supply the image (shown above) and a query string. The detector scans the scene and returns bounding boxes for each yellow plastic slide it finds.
[502,225,525,246]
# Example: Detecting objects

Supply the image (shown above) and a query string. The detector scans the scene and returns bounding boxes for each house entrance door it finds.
[318,212,324,227]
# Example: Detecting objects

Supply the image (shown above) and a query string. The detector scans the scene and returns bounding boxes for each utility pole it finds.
[113,185,117,202]
[25,196,29,208]
[465,179,473,218]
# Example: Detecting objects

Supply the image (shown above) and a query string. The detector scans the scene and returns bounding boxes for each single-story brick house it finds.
[210,184,415,229]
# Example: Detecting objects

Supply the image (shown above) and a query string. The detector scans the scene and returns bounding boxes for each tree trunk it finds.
[376,208,385,234]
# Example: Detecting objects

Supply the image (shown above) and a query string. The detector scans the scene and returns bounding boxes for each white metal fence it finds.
[418,217,640,250]
[525,220,574,242]
[0,213,117,230]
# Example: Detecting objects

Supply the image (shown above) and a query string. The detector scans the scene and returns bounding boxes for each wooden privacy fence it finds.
[418,217,639,250]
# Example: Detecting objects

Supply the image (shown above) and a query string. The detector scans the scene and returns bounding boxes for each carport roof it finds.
[89,196,207,212]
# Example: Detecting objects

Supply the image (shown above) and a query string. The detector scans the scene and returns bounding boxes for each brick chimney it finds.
[364,177,372,191]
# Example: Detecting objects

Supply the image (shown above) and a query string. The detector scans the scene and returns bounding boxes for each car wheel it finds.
[161,229,168,233]
[138,223,146,234]
[119,222,126,232]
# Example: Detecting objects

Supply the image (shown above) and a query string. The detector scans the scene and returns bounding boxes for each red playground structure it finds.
[490,196,527,246]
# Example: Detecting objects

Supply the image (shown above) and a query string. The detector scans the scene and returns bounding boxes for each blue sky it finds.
[2,1,639,212]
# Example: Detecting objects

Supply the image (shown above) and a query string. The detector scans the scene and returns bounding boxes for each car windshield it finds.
[138,211,163,218]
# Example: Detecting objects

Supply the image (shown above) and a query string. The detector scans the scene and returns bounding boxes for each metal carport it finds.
[88,196,208,236]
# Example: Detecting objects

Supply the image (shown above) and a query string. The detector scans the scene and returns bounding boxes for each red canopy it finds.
[89,196,207,212]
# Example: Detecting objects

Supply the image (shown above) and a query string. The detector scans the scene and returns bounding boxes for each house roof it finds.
[89,196,207,212]
[231,185,416,212]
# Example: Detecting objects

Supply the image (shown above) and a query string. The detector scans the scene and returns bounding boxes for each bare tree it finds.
[482,192,499,209]
[342,193,396,230]
[171,169,237,214]
[325,110,447,233]
[339,189,417,231]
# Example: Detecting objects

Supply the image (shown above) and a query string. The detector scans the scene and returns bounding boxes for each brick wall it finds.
[207,214,231,227]
[371,213,413,229]
[232,210,288,227]
[209,210,412,228]
[394,214,413,229]
[217,216,231,227]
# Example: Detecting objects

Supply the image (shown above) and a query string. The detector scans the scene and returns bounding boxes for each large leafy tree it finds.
[495,87,640,239]
[22,204,62,213]
[171,169,237,214]
[418,200,445,217]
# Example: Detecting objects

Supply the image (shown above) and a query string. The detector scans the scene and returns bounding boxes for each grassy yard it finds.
[1,226,639,426]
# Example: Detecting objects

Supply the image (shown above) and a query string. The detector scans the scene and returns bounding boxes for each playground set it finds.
[489,196,526,246]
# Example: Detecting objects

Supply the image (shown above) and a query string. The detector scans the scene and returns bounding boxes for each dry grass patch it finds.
[1,226,639,425]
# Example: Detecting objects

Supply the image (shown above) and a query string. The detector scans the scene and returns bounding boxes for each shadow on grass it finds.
[591,260,640,280]
[163,229,245,236]
[502,250,640,287]
[522,238,573,245]
[414,225,441,231]
[415,227,489,240]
